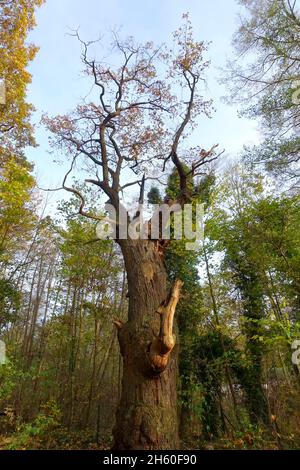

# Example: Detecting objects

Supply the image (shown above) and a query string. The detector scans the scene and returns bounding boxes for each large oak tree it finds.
[44,16,219,449]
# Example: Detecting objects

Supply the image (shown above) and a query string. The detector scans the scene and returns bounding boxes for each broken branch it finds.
[149,279,184,372]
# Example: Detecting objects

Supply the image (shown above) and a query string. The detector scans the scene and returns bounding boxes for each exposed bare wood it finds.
[149,279,184,372]
[113,318,124,330]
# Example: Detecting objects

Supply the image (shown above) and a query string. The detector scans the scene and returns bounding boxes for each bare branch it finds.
[62,156,107,222]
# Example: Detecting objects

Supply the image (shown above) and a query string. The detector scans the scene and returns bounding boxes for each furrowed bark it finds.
[112,240,182,450]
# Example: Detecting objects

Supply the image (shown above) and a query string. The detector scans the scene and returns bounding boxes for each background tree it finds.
[0,0,43,331]
[0,0,44,154]
[226,0,300,188]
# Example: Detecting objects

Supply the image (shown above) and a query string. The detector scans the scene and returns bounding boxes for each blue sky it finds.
[26,0,260,209]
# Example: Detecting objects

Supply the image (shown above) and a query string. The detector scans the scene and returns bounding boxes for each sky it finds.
[25,0,260,210]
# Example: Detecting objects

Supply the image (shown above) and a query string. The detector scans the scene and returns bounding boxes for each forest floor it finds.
[0,429,112,450]
[0,428,295,450]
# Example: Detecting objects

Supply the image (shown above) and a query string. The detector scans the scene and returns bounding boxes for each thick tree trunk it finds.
[112,240,181,450]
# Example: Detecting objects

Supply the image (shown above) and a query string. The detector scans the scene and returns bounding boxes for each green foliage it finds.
[0,155,37,266]
[7,400,61,450]
[0,278,21,329]
[0,360,27,402]
[194,331,242,438]
[147,186,162,205]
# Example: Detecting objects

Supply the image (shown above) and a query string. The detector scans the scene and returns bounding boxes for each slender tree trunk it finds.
[203,244,241,429]
[112,240,181,450]
[95,329,116,442]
